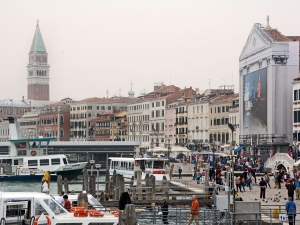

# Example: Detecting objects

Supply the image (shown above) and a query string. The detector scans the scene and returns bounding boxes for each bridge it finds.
[264,153,297,171]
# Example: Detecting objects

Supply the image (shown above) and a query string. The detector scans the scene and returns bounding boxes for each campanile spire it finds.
[27,21,50,101]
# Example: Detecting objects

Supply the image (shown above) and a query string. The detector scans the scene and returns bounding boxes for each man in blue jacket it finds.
[285,197,297,225]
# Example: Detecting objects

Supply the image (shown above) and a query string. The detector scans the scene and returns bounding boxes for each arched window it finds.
[60,129,64,138]
[45,71,47,76]
[36,70,38,75]
[60,116,64,124]
[42,71,44,76]
[6,108,10,114]
[39,71,41,76]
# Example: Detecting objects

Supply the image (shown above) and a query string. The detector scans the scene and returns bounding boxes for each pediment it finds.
[240,25,272,60]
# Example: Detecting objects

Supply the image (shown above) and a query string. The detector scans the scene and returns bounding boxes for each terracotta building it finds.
[89,114,113,141]
[39,102,70,141]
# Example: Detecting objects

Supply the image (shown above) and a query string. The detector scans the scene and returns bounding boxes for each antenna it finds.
[209,79,211,89]
[119,87,122,97]
[106,90,109,98]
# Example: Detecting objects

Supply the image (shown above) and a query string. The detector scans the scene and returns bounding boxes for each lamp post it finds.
[151,138,154,157]
[212,138,216,175]
[95,164,101,200]
[89,159,95,176]
[167,139,171,164]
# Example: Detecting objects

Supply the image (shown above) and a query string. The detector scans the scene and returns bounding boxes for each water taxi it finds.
[0,117,87,181]
[0,191,118,225]
[108,157,170,183]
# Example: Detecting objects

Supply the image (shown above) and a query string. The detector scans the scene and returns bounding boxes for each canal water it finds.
[0,176,106,194]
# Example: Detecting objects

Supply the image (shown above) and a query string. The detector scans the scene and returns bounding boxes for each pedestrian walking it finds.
[240,175,246,192]
[286,179,295,201]
[277,172,283,189]
[178,166,182,179]
[259,178,267,199]
[196,169,201,184]
[201,169,206,184]
[248,173,255,191]
[235,176,242,192]
[161,197,169,224]
[186,195,199,225]
[285,197,297,225]
[294,177,300,200]
[192,166,197,180]
[264,172,271,188]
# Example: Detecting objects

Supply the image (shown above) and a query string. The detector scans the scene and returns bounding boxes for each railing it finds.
[134,205,299,224]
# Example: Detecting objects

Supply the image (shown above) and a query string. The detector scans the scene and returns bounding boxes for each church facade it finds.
[239,17,300,150]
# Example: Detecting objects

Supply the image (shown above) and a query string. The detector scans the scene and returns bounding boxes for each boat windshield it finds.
[35,199,67,215]
[153,161,164,169]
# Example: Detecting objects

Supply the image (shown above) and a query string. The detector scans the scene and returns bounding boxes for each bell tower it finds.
[27,21,50,100]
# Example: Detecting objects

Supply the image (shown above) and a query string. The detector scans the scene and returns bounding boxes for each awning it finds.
[234,146,244,152]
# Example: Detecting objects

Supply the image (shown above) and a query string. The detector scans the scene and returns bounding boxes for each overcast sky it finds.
[0,0,300,101]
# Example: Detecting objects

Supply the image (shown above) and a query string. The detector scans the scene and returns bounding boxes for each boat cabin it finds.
[0,192,118,225]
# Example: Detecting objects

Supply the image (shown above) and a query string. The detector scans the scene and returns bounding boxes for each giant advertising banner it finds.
[243,68,267,135]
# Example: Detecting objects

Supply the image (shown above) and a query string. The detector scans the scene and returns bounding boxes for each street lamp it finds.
[151,138,154,157]
[167,139,171,163]
[212,138,216,173]
[95,164,101,200]
[89,160,95,176]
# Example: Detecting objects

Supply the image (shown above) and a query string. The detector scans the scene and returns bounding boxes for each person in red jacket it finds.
[63,195,71,212]
[186,195,199,225]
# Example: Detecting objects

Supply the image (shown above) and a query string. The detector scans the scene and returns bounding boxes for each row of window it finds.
[27,158,66,167]
[71,106,114,111]
[210,106,230,114]
[151,110,164,118]
[190,105,207,114]
[28,70,47,76]
[0,108,28,115]
[211,118,229,126]
[129,104,150,111]
[128,115,150,122]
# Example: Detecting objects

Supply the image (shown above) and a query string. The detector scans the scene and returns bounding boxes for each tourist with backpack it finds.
[248,173,255,191]
[264,172,271,188]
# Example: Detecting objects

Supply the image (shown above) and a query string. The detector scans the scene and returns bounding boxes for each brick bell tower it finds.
[27,21,50,100]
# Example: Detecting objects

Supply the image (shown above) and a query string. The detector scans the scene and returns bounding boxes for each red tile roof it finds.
[211,93,239,104]
[265,29,290,42]
[80,97,137,103]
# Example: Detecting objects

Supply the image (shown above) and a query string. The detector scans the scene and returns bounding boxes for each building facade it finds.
[27,22,50,101]
[39,103,70,141]
[70,97,135,141]
[239,19,300,150]
[110,111,128,141]
[165,103,177,145]
[209,93,238,145]
[292,77,300,140]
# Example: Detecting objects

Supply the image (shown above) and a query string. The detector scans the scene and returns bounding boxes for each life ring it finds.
[31,150,37,156]
[134,160,140,166]
[34,215,51,225]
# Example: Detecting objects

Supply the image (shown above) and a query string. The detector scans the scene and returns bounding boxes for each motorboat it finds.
[108,156,170,184]
[0,191,118,225]
[52,193,106,211]
[0,117,87,181]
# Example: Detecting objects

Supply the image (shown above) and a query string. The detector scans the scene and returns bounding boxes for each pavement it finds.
[170,162,300,224]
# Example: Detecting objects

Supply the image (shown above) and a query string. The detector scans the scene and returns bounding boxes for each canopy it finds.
[146,146,191,153]
[234,146,244,152]
[220,145,230,148]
